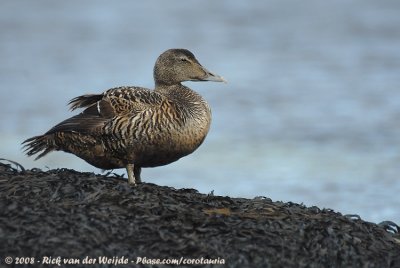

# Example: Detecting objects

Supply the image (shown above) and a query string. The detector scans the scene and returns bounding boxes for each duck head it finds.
[154,48,226,86]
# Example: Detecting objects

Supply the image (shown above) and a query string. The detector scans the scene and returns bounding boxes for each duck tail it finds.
[22,135,55,160]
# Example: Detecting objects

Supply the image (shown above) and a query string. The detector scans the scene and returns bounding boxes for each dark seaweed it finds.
[0,161,399,268]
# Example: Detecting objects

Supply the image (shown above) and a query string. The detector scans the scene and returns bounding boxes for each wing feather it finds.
[49,86,164,135]
[47,99,114,134]
[103,86,164,115]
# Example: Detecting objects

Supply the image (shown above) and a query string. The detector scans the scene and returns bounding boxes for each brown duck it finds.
[23,48,226,185]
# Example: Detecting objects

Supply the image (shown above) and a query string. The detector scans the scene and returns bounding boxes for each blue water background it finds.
[1,0,400,223]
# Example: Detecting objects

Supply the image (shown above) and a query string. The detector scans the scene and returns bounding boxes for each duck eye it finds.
[180,57,189,62]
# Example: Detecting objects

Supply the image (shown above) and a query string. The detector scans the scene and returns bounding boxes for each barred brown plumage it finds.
[22,49,226,185]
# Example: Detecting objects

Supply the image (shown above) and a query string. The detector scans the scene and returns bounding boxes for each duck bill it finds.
[199,66,227,83]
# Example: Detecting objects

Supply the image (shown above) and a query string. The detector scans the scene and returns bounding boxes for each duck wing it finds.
[47,86,163,135]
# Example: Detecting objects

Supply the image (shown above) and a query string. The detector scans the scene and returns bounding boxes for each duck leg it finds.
[126,164,142,185]
[134,166,142,184]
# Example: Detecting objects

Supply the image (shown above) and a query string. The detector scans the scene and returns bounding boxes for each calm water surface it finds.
[1,0,400,223]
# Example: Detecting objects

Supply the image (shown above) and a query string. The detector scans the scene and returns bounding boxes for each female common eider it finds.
[23,48,226,185]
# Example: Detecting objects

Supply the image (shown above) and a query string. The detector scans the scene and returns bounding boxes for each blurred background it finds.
[1,0,399,223]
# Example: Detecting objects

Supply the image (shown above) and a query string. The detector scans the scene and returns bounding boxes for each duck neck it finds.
[155,83,198,102]
[155,84,210,118]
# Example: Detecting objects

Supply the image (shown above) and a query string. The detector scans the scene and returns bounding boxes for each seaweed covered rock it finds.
[0,161,399,267]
